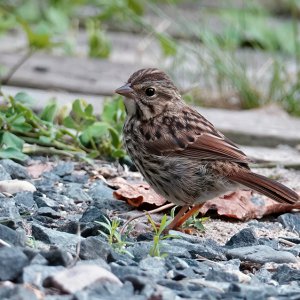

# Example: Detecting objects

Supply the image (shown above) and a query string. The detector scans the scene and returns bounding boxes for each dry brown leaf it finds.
[199,190,300,221]
[110,176,300,219]
[110,177,166,207]
[27,162,53,179]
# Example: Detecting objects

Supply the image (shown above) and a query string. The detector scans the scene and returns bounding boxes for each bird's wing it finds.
[143,107,250,163]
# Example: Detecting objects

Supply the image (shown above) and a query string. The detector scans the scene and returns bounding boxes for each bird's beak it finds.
[115,83,134,96]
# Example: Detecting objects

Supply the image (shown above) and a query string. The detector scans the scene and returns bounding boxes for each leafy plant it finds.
[182,214,209,232]
[146,213,178,257]
[169,206,208,232]
[0,90,127,160]
[26,235,36,248]
[96,216,133,257]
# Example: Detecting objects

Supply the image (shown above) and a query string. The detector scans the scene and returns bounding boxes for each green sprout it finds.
[146,213,179,257]
[96,216,133,257]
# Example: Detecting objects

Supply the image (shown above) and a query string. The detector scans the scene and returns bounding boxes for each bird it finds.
[115,68,299,230]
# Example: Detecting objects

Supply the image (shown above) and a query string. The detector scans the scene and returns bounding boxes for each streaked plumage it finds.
[116,68,299,228]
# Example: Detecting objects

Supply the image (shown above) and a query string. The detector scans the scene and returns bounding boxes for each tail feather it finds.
[229,171,299,204]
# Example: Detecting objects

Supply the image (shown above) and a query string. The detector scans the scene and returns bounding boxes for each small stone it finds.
[79,236,111,260]
[139,256,167,279]
[52,162,74,177]
[41,249,73,267]
[168,238,226,260]
[0,247,29,280]
[0,285,39,300]
[206,269,239,283]
[107,250,137,266]
[64,183,92,203]
[30,253,48,265]
[23,264,65,288]
[76,258,111,271]
[57,220,79,234]
[0,197,20,224]
[164,256,190,271]
[31,223,83,255]
[227,245,297,264]
[75,281,134,300]
[33,193,58,209]
[127,242,152,262]
[63,173,89,184]
[110,264,148,281]
[168,268,197,280]
[254,268,273,284]
[79,206,109,237]
[225,283,278,299]
[0,180,36,194]
[161,242,191,259]
[0,164,11,180]
[226,228,258,248]
[0,223,26,246]
[37,207,61,219]
[278,213,300,234]
[43,265,122,294]
[0,159,30,179]
[88,181,130,211]
[14,191,37,214]
[272,265,300,284]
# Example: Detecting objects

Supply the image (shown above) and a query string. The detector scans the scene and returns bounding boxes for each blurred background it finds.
[0,0,299,161]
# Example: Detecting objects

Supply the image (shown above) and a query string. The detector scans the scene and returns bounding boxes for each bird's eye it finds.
[145,87,155,97]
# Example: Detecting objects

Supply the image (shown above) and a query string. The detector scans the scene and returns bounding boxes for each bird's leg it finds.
[165,205,190,231]
[174,203,204,228]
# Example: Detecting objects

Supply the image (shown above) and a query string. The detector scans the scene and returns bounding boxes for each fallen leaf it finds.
[110,177,166,207]
[199,190,300,221]
[27,162,53,179]
[110,176,300,220]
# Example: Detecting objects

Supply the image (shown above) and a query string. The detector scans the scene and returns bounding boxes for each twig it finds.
[0,238,11,247]
[1,49,34,85]
[278,238,297,247]
[120,203,175,235]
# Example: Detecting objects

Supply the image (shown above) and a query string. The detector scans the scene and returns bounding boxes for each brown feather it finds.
[229,171,299,204]
[144,108,249,163]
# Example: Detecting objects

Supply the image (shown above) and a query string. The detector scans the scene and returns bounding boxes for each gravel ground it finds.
[0,157,300,300]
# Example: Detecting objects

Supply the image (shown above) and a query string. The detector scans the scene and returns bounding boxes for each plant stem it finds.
[1,49,34,85]
[23,144,77,157]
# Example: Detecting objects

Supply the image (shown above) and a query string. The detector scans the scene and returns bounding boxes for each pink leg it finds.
[166,205,189,230]
[175,203,204,228]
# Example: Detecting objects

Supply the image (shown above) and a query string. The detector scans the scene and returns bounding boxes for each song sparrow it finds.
[116,68,299,229]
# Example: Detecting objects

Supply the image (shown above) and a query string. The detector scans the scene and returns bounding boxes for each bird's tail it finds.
[229,171,299,204]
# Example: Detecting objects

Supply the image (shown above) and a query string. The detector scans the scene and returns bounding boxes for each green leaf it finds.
[111,149,125,158]
[47,7,69,33]
[72,99,87,118]
[127,0,144,15]
[11,123,32,132]
[40,102,58,123]
[80,122,110,145]
[63,116,78,130]
[0,132,24,150]
[87,20,111,59]
[108,127,121,148]
[14,92,35,106]
[158,214,168,235]
[84,104,94,117]
[21,21,52,49]
[0,147,28,160]
[38,136,52,144]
